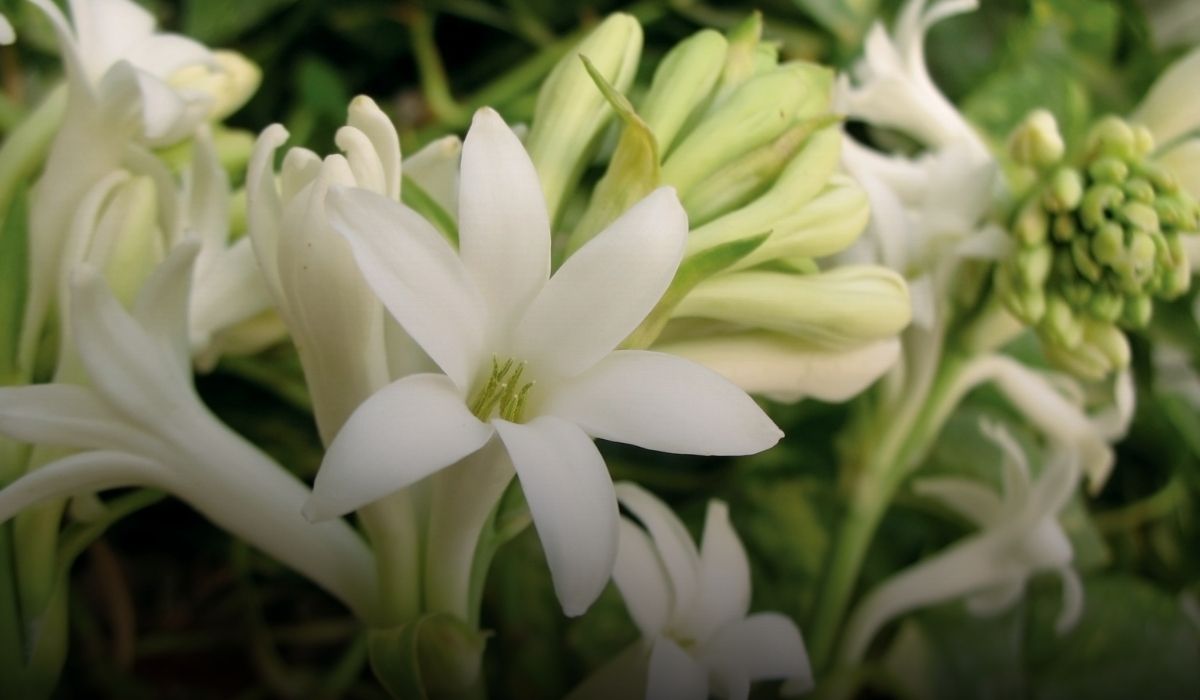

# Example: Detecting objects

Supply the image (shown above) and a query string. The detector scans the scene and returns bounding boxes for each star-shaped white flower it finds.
[307,107,783,615]
[572,482,811,700]
[840,421,1084,664]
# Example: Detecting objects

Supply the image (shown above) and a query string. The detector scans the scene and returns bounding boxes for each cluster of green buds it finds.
[526,13,910,399]
[998,110,1200,379]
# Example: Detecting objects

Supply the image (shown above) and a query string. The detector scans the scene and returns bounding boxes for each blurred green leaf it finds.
[183,0,298,44]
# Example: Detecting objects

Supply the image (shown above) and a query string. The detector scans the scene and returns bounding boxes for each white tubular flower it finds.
[21,0,258,377]
[571,482,811,700]
[309,107,783,616]
[184,126,275,364]
[247,96,400,443]
[944,354,1132,493]
[0,245,378,619]
[1132,46,1200,200]
[840,422,1084,665]
[838,0,988,157]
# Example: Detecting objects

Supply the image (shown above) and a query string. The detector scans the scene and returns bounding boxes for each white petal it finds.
[246,124,289,304]
[189,238,274,350]
[493,416,618,616]
[0,385,163,457]
[0,14,14,45]
[1054,565,1084,634]
[124,33,213,80]
[306,373,494,520]
[69,267,202,434]
[132,240,201,382]
[646,637,709,700]
[615,517,673,638]
[458,107,550,331]
[1158,138,1200,199]
[514,188,687,378]
[186,125,231,256]
[911,477,1004,527]
[655,333,900,403]
[404,135,462,214]
[328,186,487,390]
[615,482,701,625]
[72,0,156,74]
[544,350,781,456]
[0,451,165,524]
[965,578,1025,617]
[346,96,401,199]
[684,501,751,643]
[701,613,813,697]
[1133,46,1200,147]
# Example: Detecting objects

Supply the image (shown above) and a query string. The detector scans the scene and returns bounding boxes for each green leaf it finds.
[1027,575,1200,700]
[0,190,28,381]
[182,0,298,44]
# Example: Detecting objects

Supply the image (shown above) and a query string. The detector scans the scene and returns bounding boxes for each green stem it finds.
[0,85,66,226]
[407,10,467,126]
[0,520,28,695]
[808,351,969,673]
[359,491,422,629]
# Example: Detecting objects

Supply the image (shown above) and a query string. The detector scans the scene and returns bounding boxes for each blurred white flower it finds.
[571,482,811,700]
[1133,46,1200,200]
[0,245,378,618]
[840,421,1084,664]
[306,107,782,616]
[0,12,14,44]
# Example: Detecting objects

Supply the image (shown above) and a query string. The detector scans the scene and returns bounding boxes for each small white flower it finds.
[573,482,811,700]
[306,107,783,615]
[840,421,1084,664]
[0,246,378,618]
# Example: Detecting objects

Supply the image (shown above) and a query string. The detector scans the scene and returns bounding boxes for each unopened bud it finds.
[638,29,729,153]
[1009,109,1064,168]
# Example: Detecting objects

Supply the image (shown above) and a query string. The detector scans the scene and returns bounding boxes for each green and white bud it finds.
[526,13,643,222]
[999,113,1200,378]
[1008,109,1065,169]
[639,29,729,153]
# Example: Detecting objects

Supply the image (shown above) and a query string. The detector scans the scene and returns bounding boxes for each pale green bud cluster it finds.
[1000,113,1200,378]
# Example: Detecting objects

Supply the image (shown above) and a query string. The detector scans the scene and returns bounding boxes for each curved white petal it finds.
[686,501,751,643]
[132,239,201,382]
[911,477,1004,527]
[405,135,462,214]
[327,186,486,390]
[493,416,618,617]
[69,267,203,434]
[615,517,673,638]
[544,350,781,456]
[0,14,14,45]
[124,33,213,80]
[647,637,709,700]
[72,0,156,75]
[1054,565,1084,634]
[306,374,494,520]
[1133,46,1200,147]
[1158,138,1200,198]
[246,124,289,303]
[459,107,550,331]
[0,385,163,457]
[615,482,701,625]
[0,451,165,524]
[656,333,900,403]
[346,96,401,199]
[965,577,1025,617]
[190,238,274,350]
[514,188,687,378]
[701,613,812,697]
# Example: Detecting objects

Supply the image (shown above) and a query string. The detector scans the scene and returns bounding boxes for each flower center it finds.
[469,356,535,423]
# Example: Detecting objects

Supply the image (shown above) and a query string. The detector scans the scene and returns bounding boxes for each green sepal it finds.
[368,612,488,700]
[564,55,661,258]
[622,232,769,349]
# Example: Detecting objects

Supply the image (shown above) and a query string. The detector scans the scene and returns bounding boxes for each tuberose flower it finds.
[307,107,783,615]
[839,421,1084,665]
[571,482,812,700]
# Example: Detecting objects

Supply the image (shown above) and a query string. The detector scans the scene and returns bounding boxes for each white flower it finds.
[572,482,811,700]
[0,12,14,45]
[307,107,783,615]
[1132,46,1200,200]
[840,421,1084,664]
[247,96,400,444]
[0,245,378,618]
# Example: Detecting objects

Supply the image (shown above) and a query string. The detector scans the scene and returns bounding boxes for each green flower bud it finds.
[96,176,164,306]
[1088,157,1128,184]
[1090,222,1125,266]
[1121,293,1153,327]
[1080,184,1125,230]
[1123,177,1155,204]
[1087,116,1137,160]
[526,13,643,222]
[733,174,869,267]
[1017,244,1053,288]
[1041,295,1083,349]
[1015,200,1050,245]
[1119,202,1160,233]
[1052,213,1077,241]
[1008,109,1064,168]
[662,63,825,197]
[639,29,729,154]
[1044,168,1084,211]
[1070,236,1103,282]
[1088,290,1123,322]
[1043,319,1130,380]
[672,266,911,349]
